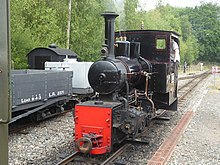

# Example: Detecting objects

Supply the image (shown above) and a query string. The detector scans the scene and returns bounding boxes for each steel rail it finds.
[178,70,210,101]
[178,70,210,81]
[56,71,211,165]
[101,144,131,165]
[56,151,78,165]
[178,70,210,91]
[147,70,210,165]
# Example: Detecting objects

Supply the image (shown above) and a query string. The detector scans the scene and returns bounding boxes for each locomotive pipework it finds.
[144,72,155,114]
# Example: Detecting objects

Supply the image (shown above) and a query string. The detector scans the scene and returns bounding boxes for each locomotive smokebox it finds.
[101,12,119,59]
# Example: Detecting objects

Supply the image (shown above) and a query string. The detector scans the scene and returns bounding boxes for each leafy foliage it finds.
[183,3,220,62]
[10,0,220,68]
[70,0,105,61]
[119,2,201,65]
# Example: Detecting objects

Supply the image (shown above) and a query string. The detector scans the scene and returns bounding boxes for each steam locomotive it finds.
[74,12,179,154]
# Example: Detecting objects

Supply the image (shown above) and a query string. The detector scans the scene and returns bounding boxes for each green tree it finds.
[10,0,111,68]
[124,0,143,30]
[184,2,220,62]
[70,0,106,61]
[10,0,39,69]
[142,4,199,64]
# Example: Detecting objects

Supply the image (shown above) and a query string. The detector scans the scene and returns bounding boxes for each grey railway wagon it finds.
[11,70,72,123]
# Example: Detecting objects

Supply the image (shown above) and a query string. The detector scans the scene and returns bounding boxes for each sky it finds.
[139,0,220,11]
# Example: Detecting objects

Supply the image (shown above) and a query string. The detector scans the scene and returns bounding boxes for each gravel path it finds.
[168,73,220,165]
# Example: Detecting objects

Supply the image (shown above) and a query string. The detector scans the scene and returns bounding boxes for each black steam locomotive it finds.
[74,12,179,154]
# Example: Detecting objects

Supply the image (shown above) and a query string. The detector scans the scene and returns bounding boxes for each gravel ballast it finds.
[168,73,220,164]
[9,112,75,165]
[9,72,219,165]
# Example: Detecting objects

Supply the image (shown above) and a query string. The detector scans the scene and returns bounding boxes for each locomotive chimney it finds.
[101,12,119,59]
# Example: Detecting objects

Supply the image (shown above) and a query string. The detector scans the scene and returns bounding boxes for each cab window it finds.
[156,38,166,50]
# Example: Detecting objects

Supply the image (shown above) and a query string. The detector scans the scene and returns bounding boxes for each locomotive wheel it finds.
[75,137,93,154]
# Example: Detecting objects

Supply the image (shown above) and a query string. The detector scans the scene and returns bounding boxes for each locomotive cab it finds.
[115,30,180,111]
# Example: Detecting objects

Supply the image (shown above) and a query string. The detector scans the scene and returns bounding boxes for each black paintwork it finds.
[115,30,179,110]
[88,57,151,95]
[101,12,119,58]
[27,46,77,69]
[77,13,180,151]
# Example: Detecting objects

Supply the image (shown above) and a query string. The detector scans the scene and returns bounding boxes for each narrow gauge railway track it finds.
[56,110,169,165]
[147,70,211,165]
[56,151,78,165]
[178,73,199,80]
[56,128,151,165]
[100,144,132,165]
[9,109,73,134]
[178,70,210,81]
[56,145,132,165]
[178,70,210,101]
[100,117,160,165]
[56,71,211,165]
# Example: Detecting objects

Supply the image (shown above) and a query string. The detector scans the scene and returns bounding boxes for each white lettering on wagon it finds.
[48,90,65,97]
[21,94,42,103]
[21,98,31,103]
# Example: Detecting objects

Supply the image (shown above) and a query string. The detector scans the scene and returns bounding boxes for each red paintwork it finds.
[74,104,112,154]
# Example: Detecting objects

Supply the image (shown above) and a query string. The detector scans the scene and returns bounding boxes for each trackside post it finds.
[0,0,11,164]
[212,66,218,87]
